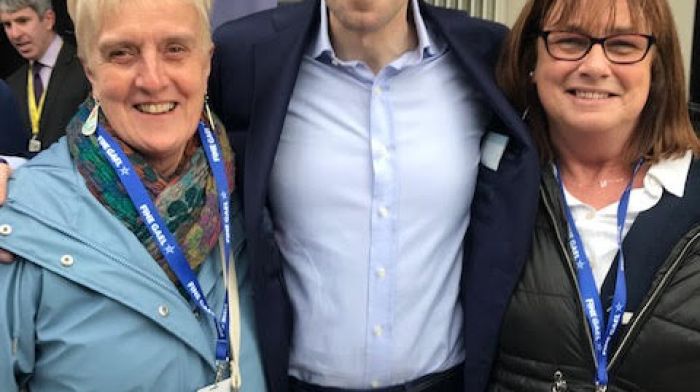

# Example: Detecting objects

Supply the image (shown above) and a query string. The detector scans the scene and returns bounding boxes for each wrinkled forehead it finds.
[543,0,650,34]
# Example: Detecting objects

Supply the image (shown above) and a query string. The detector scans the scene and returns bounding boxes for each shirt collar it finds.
[645,150,692,198]
[35,34,62,69]
[554,150,692,206]
[310,0,439,63]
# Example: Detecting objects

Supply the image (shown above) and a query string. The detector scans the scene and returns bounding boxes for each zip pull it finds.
[551,370,568,392]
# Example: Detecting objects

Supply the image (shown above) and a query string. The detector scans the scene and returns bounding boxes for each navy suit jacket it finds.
[0,79,27,156]
[210,1,540,391]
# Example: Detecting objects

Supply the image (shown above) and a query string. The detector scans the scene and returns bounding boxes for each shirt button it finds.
[0,224,12,235]
[376,267,386,279]
[371,380,380,388]
[158,305,170,317]
[585,211,595,220]
[376,144,389,160]
[373,324,383,337]
[373,86,382,96]
[60,255,74,267]
[377,206,390,218]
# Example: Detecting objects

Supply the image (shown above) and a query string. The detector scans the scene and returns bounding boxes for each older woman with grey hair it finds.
[0,0,265,390]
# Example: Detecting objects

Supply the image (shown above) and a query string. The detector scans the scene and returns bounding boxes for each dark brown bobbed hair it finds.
[496,0,700,165]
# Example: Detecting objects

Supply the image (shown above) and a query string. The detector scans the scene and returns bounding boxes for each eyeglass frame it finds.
[538,30,656,64]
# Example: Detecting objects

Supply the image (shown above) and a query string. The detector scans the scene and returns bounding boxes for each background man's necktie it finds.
[32,62,44,105]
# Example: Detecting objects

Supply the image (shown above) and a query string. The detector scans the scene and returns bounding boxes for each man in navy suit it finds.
[0,0,540,390]
[209,1,539,391]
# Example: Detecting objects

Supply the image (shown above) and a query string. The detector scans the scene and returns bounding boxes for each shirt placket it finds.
[365,68,398,387]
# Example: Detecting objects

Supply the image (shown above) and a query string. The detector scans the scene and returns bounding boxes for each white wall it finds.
[497,0,528,26]
[668,2,696,90]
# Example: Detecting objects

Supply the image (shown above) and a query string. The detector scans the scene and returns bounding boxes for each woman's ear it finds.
[81,59,97,98]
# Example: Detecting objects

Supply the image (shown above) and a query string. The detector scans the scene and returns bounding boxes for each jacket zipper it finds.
[608,229,700,368]
[541,187,599,370]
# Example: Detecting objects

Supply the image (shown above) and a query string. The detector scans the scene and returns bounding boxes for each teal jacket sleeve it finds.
[0,258,42,391]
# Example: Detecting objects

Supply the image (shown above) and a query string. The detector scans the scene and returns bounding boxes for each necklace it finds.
[567,176,628,190]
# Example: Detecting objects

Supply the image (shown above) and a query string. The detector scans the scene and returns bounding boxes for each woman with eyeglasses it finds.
[490,0,700,391]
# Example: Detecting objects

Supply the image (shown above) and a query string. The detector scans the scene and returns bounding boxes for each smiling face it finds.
[1,6,55,61]
[84,0,212,176]
[532,0,653,142]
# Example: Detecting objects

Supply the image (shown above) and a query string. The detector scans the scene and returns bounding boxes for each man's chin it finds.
[15,47,36,60]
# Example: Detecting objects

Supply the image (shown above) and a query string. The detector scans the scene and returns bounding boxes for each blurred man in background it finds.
[0,0,88,155]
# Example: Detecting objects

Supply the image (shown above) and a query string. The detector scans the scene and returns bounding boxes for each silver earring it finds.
[529,70,535,79]
[204,95,216,131]
[82,98,100,136]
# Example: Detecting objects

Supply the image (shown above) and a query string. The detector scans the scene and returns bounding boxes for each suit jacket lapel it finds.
[40,42,75,139]
[245,0,319,237]
[421,3,531,150]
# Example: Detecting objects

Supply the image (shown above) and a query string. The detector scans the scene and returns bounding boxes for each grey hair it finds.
[67,0,213,63]
[0,0,52,15]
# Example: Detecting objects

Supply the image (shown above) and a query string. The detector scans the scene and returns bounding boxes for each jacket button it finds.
[158,305,170,317]
[0,224,12,235]
[60,255,74,267]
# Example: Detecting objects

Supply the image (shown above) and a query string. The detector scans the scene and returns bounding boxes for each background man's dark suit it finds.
[209,1,540,391]
[5,40,89,153]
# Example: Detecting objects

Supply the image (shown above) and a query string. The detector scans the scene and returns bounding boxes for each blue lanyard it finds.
[556,159,643,390]
[95,122,232,363]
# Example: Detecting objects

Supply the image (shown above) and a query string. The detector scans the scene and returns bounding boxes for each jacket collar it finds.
[420,3,532,149]
[39,41,80,131]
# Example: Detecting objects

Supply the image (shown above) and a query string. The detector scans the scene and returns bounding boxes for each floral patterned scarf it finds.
[66,98,235,289]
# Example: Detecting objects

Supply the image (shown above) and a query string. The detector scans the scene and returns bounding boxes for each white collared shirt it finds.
[563,151,692,290]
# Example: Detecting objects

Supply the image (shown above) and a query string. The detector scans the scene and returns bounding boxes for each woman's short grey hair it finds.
[67,0,213,63]
[0,0,52,15]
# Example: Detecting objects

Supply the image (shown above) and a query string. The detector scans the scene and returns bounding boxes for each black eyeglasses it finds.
[539,31,656,64]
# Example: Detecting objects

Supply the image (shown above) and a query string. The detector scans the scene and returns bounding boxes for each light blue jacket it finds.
[0,139,266,391]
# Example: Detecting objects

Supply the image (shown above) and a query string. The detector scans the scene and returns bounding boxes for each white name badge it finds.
[480,132,509,171]
[197,378,232,392]
[28,138,42,153]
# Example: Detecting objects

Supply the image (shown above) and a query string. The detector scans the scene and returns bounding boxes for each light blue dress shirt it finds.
[269,0,488,388]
